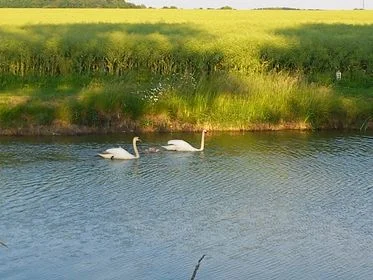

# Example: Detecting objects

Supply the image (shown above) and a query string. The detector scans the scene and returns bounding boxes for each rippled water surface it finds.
[1,131,372,280]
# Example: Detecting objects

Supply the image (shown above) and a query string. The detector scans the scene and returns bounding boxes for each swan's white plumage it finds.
[163,140,198,151]
[98,137,140,160]
[101,147,136,159]
[162,130,207,152]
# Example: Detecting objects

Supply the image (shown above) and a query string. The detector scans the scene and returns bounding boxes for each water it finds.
[0,131,372,280]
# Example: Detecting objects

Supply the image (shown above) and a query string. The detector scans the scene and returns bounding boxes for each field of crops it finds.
[0,9,372,133]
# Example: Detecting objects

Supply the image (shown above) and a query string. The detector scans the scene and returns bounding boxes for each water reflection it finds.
[0,131,372,280]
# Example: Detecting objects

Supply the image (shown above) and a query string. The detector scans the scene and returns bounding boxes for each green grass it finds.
[0,9,372,133]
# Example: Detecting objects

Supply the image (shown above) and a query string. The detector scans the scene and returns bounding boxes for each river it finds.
[0,131,372,279]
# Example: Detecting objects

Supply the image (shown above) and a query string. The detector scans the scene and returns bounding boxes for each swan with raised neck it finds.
[162,130,207,152]
[98,136,141,159]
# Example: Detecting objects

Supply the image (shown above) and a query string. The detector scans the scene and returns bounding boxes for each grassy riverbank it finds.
[0,9,372,134]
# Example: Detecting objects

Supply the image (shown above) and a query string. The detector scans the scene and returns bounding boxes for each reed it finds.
[0,9,372,133]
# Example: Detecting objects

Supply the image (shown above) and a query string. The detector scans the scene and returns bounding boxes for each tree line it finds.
[0,0,146,8]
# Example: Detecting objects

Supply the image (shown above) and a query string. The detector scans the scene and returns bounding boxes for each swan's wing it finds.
[164,140,197,151]
[104,147,135,159]
[105,147,125,154]
[167,140,194,148]
[98,152,114,159]
[162,145,178,151]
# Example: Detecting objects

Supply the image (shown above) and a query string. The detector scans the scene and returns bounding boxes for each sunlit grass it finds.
[0,9,372,132]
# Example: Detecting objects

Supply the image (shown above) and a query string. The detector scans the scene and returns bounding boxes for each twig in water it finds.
[0,240,8,248]
[190,254,206,280]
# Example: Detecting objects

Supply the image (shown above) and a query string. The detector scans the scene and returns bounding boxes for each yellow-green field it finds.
[0,9,372,134]
[2,8,373,26]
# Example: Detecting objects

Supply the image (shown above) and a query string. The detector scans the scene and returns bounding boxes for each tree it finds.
[0,0,146,8]
[219,6,233,10]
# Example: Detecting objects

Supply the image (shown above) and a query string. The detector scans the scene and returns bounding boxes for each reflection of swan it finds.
[162,130,207,152]
[98,137,141,160]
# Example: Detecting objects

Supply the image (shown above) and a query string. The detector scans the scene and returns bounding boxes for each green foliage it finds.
[0,0,145,8]
[219,6,234,10]
[0,10,372,132]
[0,23,220,78]
[1,20,373,88]
[0,101,55,126]
[260,24,373,87]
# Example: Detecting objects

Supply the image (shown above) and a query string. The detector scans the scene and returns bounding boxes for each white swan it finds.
[162,130,207,152]
[98,137,141,160]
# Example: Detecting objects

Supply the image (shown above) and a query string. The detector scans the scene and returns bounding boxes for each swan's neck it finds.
[133,139,140,158]
[198,131,205,151]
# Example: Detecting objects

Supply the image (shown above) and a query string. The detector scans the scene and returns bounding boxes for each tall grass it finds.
[0,9,372,133]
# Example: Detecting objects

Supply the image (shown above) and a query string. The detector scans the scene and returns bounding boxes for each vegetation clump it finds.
[0,9,372,134]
